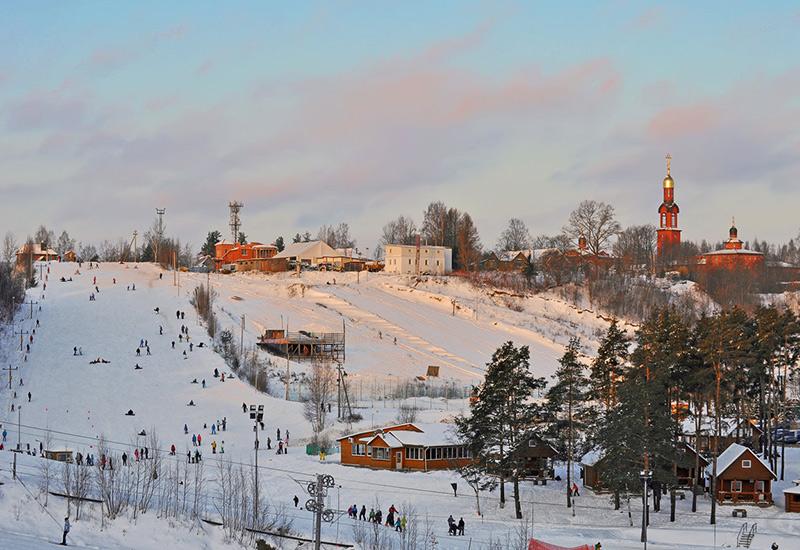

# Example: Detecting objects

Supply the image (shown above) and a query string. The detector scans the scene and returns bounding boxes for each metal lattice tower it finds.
[229,201,244,243]
[154,208,166,262]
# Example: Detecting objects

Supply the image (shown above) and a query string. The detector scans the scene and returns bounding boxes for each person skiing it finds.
[293,495,299,507]
[457,517,465,536]
[447,515,456,536]
[134,449,139,462]
[359,505,366,520]
[159,326,163,335]
[277,428,281,440]
[197,434,202,446]
[211,440,217,454]
[222,417,226,431]
[2,429,6,441]
[27,392,31,402]
[202,379,206,389]
[211,423,216,434]
[62,516,70,545]
[395,516,402,532]
[267,437,271,450]
[176,310,180,320]
[122,452,128,466]
[136,348,141,356]
[192,434,197,446]
[184,423,188,435]
[170,444,176,455]
[368,508,375,522]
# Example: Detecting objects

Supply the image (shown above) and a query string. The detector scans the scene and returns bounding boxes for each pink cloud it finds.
[647,103,720,138]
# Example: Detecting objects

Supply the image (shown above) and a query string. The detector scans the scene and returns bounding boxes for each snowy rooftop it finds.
[352,423,462,448]
[701,248,763,256]
[704,443,775,479]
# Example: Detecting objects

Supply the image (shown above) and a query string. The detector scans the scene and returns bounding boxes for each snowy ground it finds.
[1,261,799,549]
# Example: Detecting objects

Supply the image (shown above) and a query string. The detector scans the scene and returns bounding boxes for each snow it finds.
[2,261,800,549]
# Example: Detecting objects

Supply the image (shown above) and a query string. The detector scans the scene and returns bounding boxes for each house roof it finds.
[17,243,58,256]
[580,448,603,467]
[700,248,763,257]
[273,240,337,260]
[783,486,800,495]
[680,417,762,436]
[338,423,461,447]
[705,443,776,479]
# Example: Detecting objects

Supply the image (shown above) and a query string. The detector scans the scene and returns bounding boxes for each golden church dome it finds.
[663,175,674,188]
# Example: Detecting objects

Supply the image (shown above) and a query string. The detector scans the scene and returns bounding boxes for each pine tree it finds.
[545,337,589,508]
[200,230,222,257]
[274,236,285,252]
[589,319,629,411]
[456,341,546,519]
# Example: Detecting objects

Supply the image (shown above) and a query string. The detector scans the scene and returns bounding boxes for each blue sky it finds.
[1,1,799,250]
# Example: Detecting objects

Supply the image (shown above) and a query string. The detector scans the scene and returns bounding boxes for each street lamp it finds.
[640,470,652,549]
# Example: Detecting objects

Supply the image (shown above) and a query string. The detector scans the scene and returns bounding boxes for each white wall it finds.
[383,245,452,275]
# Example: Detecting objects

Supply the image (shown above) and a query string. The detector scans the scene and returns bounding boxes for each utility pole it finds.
[303,473,335,550]
[13,325,30,352]
[249,406,264,528]
[25,299,38,319]
[240,314,246,362]
[285,321,291,401]
[13,406,20,479]
[3,364,19,389]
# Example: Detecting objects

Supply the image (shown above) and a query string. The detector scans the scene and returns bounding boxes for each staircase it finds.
[736,522,757,548]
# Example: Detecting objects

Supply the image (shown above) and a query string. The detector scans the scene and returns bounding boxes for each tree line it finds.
[457,305,800,525]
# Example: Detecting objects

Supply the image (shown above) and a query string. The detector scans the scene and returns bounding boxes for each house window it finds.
[405,447,422,460]
[372,447,389,460]
[242,249,248,256]
[755,480,765,492]
[352,444,366,456]
[732,481,743,492]
[425,259,428,265]
[742,459,751,469]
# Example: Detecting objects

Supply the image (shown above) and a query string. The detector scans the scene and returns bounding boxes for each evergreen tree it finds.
[274,236,285,252]
[292,233,302,244]
[545,337,589,508]
[237,231,247,244]
[589,319,629,411]
[456,341,546,519]
[200,230,222,257]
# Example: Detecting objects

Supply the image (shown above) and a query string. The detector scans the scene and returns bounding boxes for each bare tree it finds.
[34,225,55,248]
[39,430,55,506]
[318,222,356,249]
[497,218,531,252]
[613,224,657,272]
[456,212,482,271]
[56,231,76,255]
[381,216,418,246]
[396,403,419,424]
[2,232,17,264]
[302,361,335,446]
[563,200,621,255]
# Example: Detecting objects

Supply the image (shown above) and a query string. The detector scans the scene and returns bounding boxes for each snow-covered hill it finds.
[2,261,799,549]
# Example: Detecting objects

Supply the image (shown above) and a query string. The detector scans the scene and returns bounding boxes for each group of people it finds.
[447,515,466,536]
[345,504,409,533]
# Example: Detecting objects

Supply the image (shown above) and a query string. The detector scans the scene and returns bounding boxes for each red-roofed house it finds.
[214,241,286,272]
[337,423,472,471]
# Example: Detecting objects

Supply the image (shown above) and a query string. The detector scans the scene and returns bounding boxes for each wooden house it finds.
[679,417,762,454]
[704,443,775,505]
[512,434,558,480]
[337,423,471,472]
[675,443,709,488]
[62,250,77,262]
[483,251,531,273]
[16,242,59,266]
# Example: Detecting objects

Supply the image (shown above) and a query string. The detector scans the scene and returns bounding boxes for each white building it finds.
[273,240,338,266]
[383,244,452,275]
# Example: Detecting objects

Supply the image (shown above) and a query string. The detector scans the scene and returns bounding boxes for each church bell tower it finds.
[656,154,681,257]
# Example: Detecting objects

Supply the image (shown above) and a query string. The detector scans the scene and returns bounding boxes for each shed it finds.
[784,485,800,513]
[44,449,74,463]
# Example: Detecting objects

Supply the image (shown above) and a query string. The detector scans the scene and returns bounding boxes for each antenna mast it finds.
[155,208,166,263]
[229,201,244,243]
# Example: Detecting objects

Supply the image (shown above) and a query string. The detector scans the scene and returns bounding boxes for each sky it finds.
[1,1,799,252]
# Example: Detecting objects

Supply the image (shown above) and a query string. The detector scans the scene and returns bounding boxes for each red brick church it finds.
[655,155,768,274]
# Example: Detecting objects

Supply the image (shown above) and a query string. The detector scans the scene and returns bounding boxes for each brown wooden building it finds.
[675,443,709,488]
[580,449,608,492]
[784,485,800,513]
[679,417,762,454]
[512,434,558,480]
[483,251,531,273]
[705,443,775,505]
[337,423,472,472]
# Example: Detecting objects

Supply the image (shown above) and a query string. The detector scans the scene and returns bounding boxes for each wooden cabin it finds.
[513,435,558,480]
[337,423,472,472]
[675,443,709,488]
[679,417,762,453]
[705,443,775,505]
[784,485,800,513]
[44,449,74,463]
[580,449,608,492]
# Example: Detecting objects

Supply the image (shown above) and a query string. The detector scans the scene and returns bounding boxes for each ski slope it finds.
[2,261,799,549]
